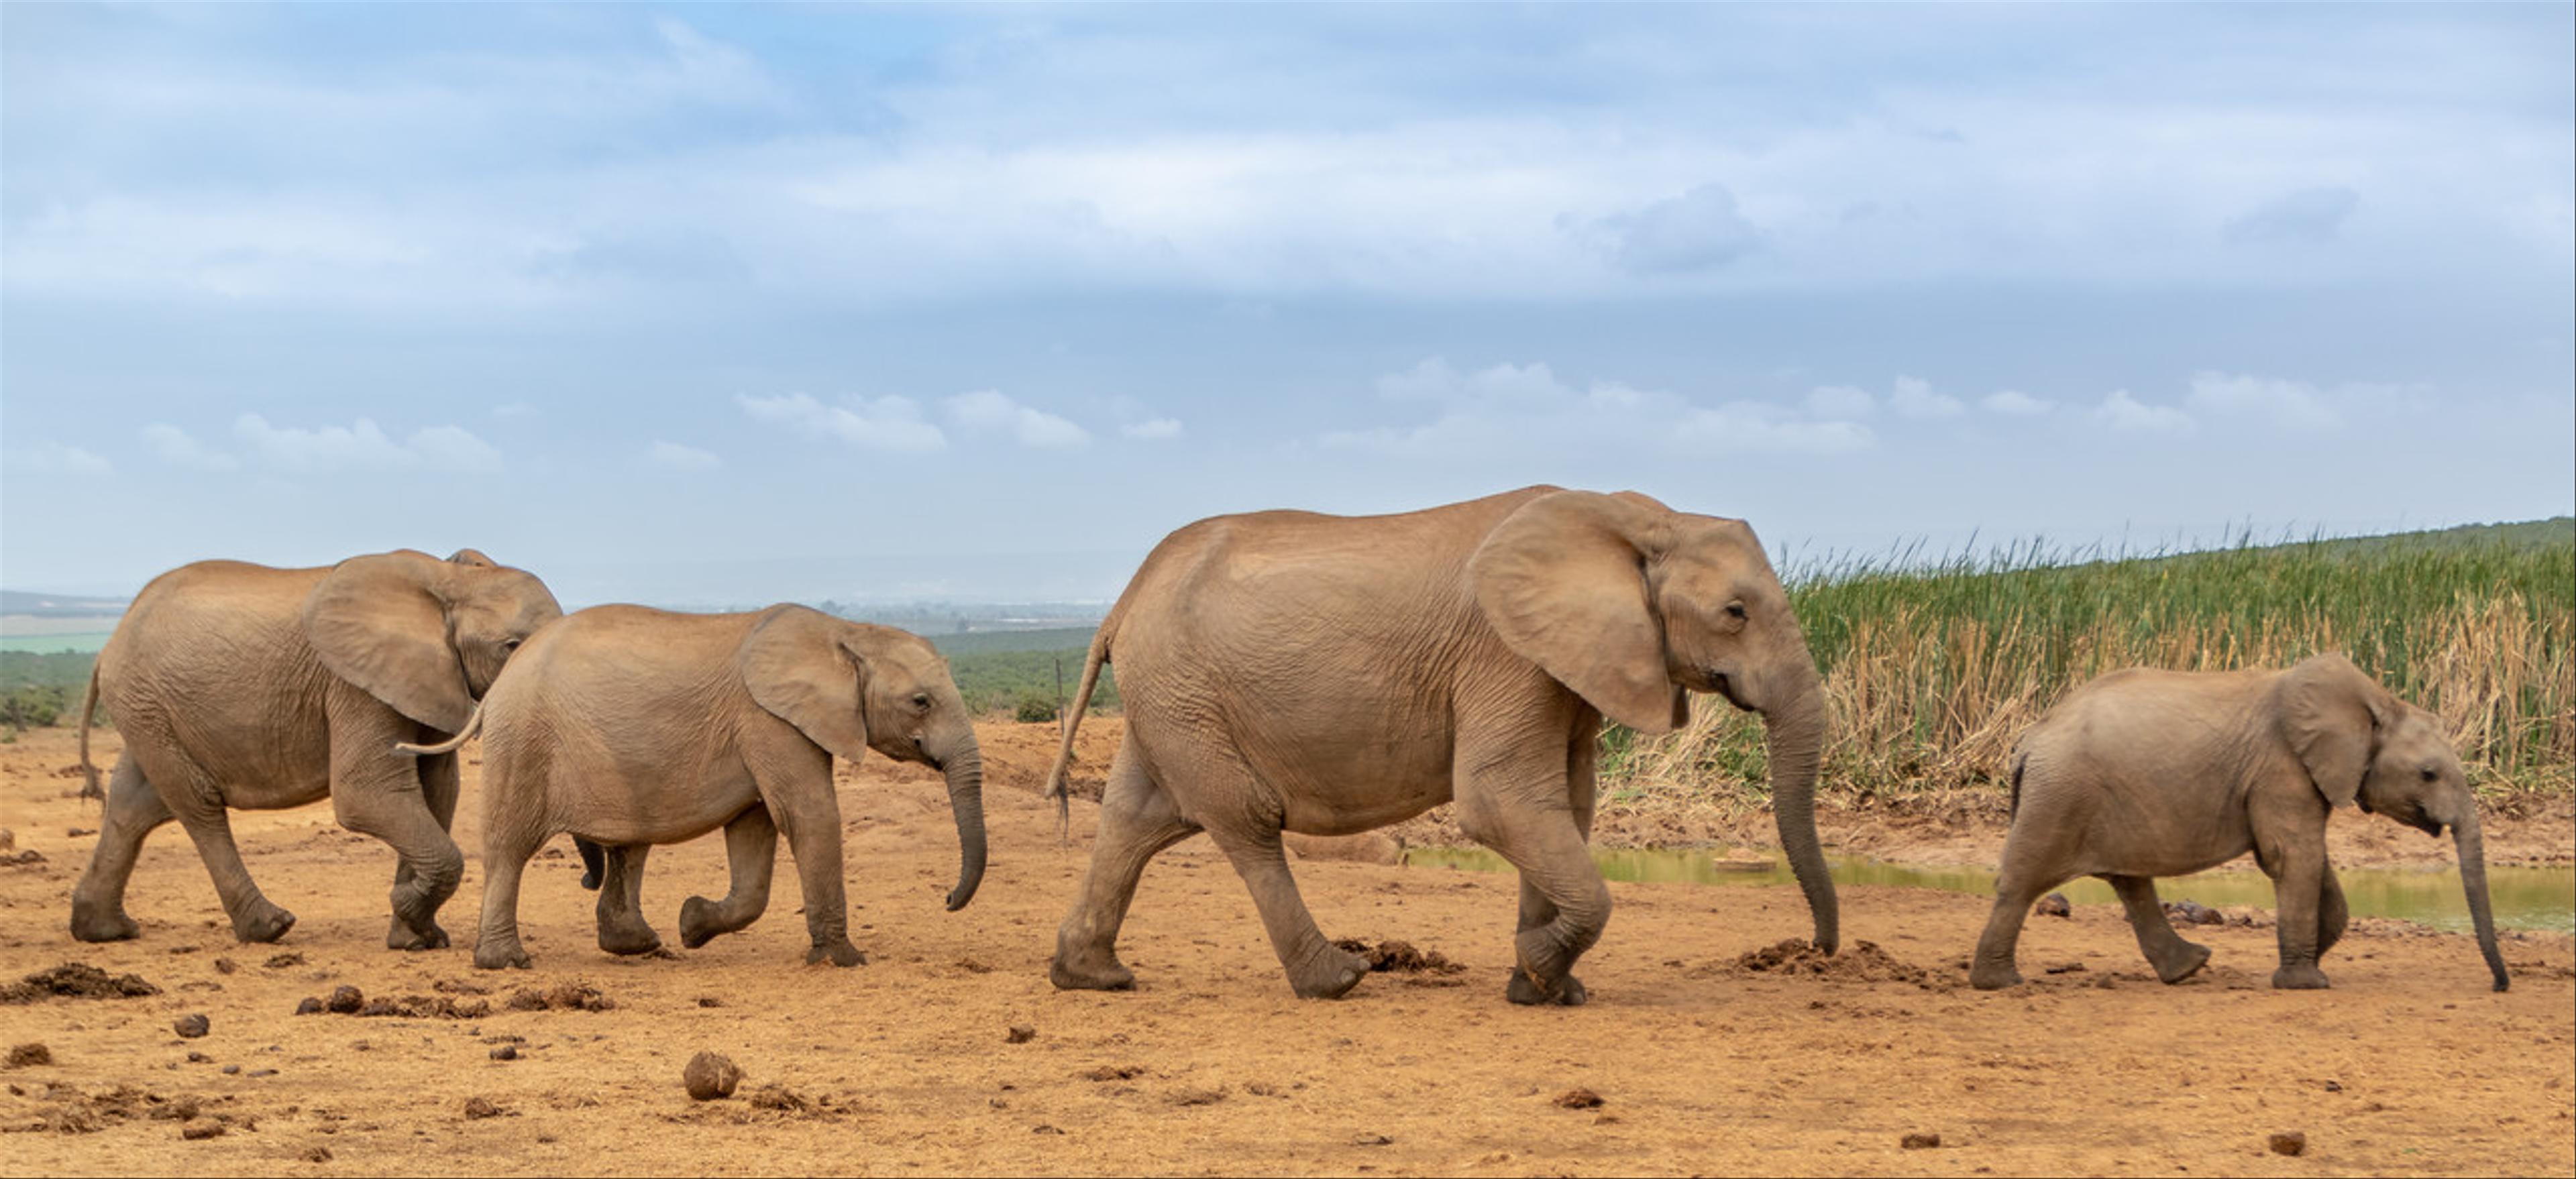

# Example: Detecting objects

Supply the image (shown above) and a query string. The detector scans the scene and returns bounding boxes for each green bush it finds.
[1014,693,1060,724]
[0,685,67,731]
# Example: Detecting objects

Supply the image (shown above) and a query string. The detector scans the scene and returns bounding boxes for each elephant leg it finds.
[745,740,861,967]
[2317,860,2349,960]
[386,750,463,950]
[2255,832,2330,990]
[326,695,464,951]
[1205,820,1369,1001]
[472,822,544,970]
[594,845,663,956]
[576,838,606,891]
[1971,807,2081,990]
[69,754,172,942]
[680,805,778,949]
[1509,716,1603,1005]
[1051,734,1201,992]
[165,782,298,944]
[2104,873,2211,984]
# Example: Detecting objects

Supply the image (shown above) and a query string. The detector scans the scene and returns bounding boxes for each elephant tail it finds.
[393,700,483,756]
[1042,614,1118,842]
[76,663,103,801]
[2007,745,2029,819]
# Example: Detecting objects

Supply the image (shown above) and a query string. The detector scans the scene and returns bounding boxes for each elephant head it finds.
[1468,489,1838,954]
[739,605,986,911]
[301,549,564,734]
[2278,653,2508,991]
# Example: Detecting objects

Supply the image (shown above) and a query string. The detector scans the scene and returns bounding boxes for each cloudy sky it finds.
[3,4,2569,604]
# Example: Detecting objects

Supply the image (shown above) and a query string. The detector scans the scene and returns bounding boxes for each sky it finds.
[3,3,2570,606]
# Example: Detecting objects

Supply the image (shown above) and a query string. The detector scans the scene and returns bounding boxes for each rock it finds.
[325,985,364,1014]
[295,997,324,1016]
[462,1097,502,1119]
[2164,899,2223,926]
[213,958,237,975]
[187,1052,211,1063]
[684,1052,743,1101]
[263,952,305,969]
[1352,1133,1393,1147]
[180,1118,226,1140]
[2269,1131,2306,1157]
[2324,1080,2343,1092]
[2035,893,2072,918]
[221,1064,240,1075]
[1553,1088,1604,1109]
[303,1145,334,1163]
[490,1045,518,1061]
[695,996,723,1009]
[7,1042,50,1068]
[1006,1025,1037,1044]
[1902,1131,1942,1149]
[174,1013,211,1039]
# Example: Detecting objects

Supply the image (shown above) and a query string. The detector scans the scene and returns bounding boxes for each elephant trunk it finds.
[1763,676,1839,956]
[940,746,987,912]
[2451,810,2509,993]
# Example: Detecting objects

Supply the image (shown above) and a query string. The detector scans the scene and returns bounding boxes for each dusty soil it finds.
[2,722,2570,1176]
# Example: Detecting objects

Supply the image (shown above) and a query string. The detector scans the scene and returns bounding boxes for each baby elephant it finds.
[1972,653,2508,993]
[402,604,985,970]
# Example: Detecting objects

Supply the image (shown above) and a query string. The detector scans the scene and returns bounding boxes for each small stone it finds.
[325,985,364,1014]
[174,1013,211,1039]
[213,958,237,975]
[462,1097,502,1119]
[248,1069,278,1078]
[187,1052,211,1063]
[1901,1131,1942,1149]
[695,996,722,1009]
[1553,1088,1604,1109]
[302,1145,333,1163]
[683,1052,742,1101]
[2269,1131,2306,1157]
[181,1119,226,1140]
[2324,1079,2343,1092]
[68,828,95,838]
[6,1043,50,1068]
[221,1064,240,1075]
[1031,1124,1064,1135]
[1006,1024,1037,1044]
[2034,893,2072,918]
[1352,1133,1393,1146]
[295,997,324,1015]
[264,952,305,969]
[490,1045,518,1061]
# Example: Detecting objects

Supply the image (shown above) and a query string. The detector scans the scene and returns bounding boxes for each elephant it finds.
[1040,486,1837,1004]
[408,602,985,970]
[70,548,561,948]
[1969,653,2509,993]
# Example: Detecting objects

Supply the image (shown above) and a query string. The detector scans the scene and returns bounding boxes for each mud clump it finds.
[508,982,613,1013]
[1006,1024,1037,1044]
[1,962,162,1004]
[2269,1131,2307,1157]
[7,1044,51,1068]
[1333,938,1466,974]
[1902,1131,1943,1149]
[1727,940,1931,986]
[297,988,490,1020]
[325,986,364,1014]
[1081,1064,1148,1082]
[180,1119,225,1140]
[747,1084,815,1114]
[1553,1088,1604,1109]
[684,1052,743,1101]
[462,1097,502,1120]
[2163,899,2224,926]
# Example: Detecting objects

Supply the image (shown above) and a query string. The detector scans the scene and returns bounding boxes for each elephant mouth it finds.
[1709,671,1754,713]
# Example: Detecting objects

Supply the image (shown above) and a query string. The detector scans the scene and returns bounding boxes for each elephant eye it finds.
[502,638,522,653]
[1724,600,1748,620]
[2420,767,2438,782]
[912,693,932,711]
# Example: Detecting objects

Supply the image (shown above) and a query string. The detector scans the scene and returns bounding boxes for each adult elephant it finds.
[70,549,561,949]
[1970,653,2510,993]
[1041,486,1836,1004]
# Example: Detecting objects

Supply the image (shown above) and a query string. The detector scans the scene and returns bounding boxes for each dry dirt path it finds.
[3,724,2570,1176]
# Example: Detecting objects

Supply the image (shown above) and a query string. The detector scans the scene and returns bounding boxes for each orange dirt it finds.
[2,723,2570,1176]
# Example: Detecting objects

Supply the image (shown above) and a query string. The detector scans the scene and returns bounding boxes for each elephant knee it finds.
[409,843,466,899]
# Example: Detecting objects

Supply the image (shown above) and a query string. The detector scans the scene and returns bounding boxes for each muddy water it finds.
[1403,846,2576,933]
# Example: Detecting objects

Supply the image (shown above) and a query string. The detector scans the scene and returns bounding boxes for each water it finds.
[1401,846,2576,934]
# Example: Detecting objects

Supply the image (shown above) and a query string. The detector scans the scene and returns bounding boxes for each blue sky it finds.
[3,3,2570,605]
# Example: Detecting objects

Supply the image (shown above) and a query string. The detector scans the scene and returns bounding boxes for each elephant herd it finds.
[64,486,2509,1003]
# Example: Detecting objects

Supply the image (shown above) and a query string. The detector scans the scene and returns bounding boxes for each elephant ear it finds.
[2276,653,2391,808]
[302,552,475,732]
[1468,490,1683,734]
[739,605,871,764]
[445,548,497,568]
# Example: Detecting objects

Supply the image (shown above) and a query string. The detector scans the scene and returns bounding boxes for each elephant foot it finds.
[805,940,867,968]
[2151,941,2213,985]
[387,915,450,952]
[474,940,533,971]
[1286,946,1370,1001]
[597,917,664,958]
[231,900,298,944]
[1968,961,2023,991]
[1506,968,1589,1007]
[678,896,731,950]
[69,899,142,944]
[1049,950,1136,993]
[2271,963,2331,991]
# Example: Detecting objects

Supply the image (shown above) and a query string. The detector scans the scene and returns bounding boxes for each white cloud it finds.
[942,390,1091,449]
[735,392,948,453]
[142,423,240,471]
[646,440,722,471]
[2182,372,2340,431]
[2094,390,2195,434]
[1120,417,1184,440]
[1580,183,1765,275]
[231,414,503,473]
[1980,390,2053,416]
[1323,357,1874,458]
[8,441,112,476]
[1888,376,1966,420]
[1803,385,1875,418]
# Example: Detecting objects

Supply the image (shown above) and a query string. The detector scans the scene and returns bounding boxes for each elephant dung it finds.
[325,985,364,1014]
[173,1013,210,1039]
[1901,1131,1942,1150]
[1006,1025,1037,1044]
[1552,1088,1604,1109]
[2163,899,2224,926]
[7,1042,51,1068]
[2034,893,2072,918]
[684,1052,743,1101]
[2269,1131,2307,1157]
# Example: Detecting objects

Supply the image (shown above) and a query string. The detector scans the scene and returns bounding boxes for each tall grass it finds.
[1623,525,2576,803]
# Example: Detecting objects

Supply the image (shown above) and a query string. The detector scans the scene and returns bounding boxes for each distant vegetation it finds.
[0,651,96,734]
[930,628,1119,718]
[1619,518,2576,805]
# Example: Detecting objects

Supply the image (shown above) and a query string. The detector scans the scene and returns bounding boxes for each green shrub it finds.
[1014,693,1060,724]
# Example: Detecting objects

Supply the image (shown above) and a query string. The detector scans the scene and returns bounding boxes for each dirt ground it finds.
[3,722,2571,1177]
